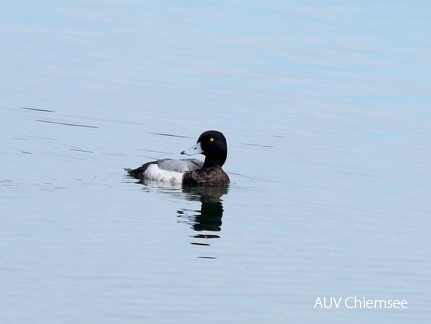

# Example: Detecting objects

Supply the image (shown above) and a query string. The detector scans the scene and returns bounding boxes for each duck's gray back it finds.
[157,159,203,172]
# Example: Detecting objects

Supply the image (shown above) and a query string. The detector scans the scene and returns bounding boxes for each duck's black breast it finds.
[183,166,230,186]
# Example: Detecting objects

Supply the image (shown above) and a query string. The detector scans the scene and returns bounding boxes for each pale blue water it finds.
[1,1,430,323]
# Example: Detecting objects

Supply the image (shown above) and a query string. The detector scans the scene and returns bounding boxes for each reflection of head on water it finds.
[179,185,228,232]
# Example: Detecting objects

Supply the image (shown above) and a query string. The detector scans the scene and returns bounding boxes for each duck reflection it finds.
[129,177,228,251]
[178,185,227,237]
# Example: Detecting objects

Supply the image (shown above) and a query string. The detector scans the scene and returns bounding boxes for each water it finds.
[1,1,430,323]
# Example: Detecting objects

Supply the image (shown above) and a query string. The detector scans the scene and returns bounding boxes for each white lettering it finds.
[332,297,342,308]
[355,296,362,308]
[314,297,323,308]
[345,296,354,308]
[318,297,408,309]
[365,299,374,308]
[323,297,333,308]
[374,300,387,308]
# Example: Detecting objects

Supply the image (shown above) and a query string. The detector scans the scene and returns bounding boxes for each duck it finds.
[125,130,230,185]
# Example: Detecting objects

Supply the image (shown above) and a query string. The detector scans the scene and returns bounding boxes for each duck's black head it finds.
[181,130,228,167]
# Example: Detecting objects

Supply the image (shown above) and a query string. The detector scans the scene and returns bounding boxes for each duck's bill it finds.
[181,142,203,156]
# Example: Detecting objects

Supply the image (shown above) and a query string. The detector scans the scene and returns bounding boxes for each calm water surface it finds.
[1,1,430,323]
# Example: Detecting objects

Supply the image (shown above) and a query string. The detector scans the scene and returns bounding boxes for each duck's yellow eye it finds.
[210,137,214,142]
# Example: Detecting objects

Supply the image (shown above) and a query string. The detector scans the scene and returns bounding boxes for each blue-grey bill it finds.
[181,142,203,156]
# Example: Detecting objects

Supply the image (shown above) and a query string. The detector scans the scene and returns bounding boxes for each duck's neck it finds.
[203,156,225,168]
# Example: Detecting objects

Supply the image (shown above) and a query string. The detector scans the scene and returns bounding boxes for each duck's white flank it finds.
[144,164,184,183]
